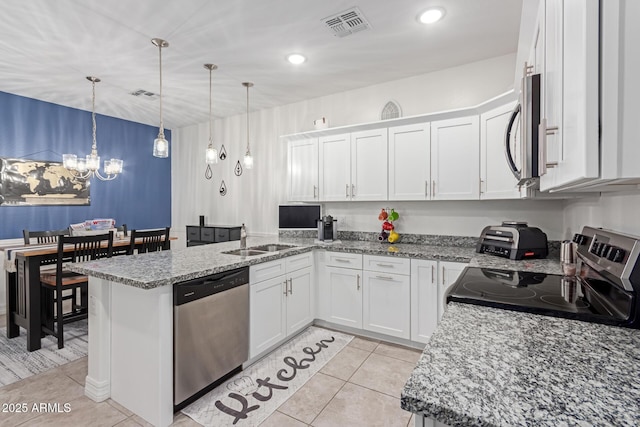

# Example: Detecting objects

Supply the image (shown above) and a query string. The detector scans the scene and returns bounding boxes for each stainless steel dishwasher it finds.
[173,267,249,409]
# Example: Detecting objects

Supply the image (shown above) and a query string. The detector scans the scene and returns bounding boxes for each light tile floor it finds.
[0,317,421,426]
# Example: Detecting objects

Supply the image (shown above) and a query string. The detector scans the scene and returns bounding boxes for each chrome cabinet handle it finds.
[351,184,355,198]
[376,263,393,268]
[283,280,288,296]
[539,118,559,176]
[441,266,445,285]
[288,278,293,295]
[357,274,361,290]
[431,265,435,283]
[336,258,350,263]
[346,184,349,198]
[480,179,484,194]
[375,275,394,281]
[313,185,318,198]
[425,181,429,197]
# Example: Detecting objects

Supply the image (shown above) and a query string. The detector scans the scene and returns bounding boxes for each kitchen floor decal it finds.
[0,320,88,387]
[182,326,353,426]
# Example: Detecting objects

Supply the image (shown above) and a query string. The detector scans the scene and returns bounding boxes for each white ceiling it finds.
[0,0,523,130]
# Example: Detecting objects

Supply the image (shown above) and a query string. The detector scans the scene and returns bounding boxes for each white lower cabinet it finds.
[363,271,410,339]
[285,266,313,335]
[249,254,313,359]
[362,255,411,339]
[250,275,287,357]
[325,266,362,329]
[410,259,438,344]
[437,261,466,321]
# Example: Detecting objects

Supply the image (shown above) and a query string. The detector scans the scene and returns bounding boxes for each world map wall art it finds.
[0,157,90,206]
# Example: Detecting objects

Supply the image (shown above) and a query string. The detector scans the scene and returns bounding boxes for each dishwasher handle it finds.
[174,267,249,306]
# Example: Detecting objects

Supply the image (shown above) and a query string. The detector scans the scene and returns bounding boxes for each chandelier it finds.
[63,77,123,180]
[242,82,254,169]
[152,38,169,158]
[204,63,218,179]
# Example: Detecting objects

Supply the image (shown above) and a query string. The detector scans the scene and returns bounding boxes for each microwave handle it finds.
[504,103,521,180]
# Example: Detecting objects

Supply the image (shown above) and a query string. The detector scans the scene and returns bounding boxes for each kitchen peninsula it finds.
[68,235,563,426]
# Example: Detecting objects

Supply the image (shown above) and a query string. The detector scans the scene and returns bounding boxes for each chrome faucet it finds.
[240,223,247,249]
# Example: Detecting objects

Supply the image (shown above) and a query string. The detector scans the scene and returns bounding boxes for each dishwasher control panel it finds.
[174,267,249,306]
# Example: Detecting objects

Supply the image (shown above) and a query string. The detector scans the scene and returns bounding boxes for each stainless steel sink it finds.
[222,249,268,256]
[249,244,297,252]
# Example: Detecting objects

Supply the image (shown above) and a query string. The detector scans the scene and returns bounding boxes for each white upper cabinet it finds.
[535,0,599,191]
[431,116,480,200]
[388,123,430,200]
[287,138,318,201]
[480,102,522,199]
[351,129,388,201]
[319,133,351,201]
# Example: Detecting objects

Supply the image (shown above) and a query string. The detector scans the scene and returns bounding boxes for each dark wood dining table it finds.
[2,236,173,351]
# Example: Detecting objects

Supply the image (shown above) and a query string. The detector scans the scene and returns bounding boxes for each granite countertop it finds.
[401,302,640,426]
[66,235,561,289]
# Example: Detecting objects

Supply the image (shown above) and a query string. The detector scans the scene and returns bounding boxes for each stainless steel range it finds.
[447,226,640,328]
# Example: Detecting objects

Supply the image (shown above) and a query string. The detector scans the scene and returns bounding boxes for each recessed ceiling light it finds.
[419,7,445,24]
[287,53,306,65]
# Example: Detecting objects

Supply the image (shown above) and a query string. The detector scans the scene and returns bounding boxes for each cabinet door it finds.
[437,261,466,321]
[350,129,388,201]
[250,276,287,358]
[410,259,438,344]
[362,271,410,339]
[288,138,319,201]
[554,0,599,189]
[431,116,480,200]
[539,0,562,191]
[388,123,430,200]
[325,266,362,329]
[480,102,521,199]
[319,133,351,201]
[286,266,313,335]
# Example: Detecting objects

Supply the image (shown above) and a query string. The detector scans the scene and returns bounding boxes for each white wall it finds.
[172,54,523,241]
[562,190,640,239]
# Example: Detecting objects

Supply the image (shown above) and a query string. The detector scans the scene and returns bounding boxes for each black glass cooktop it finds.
[446,267,637,327]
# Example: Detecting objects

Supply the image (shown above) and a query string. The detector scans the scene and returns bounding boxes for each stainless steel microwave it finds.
[505,72,541,188]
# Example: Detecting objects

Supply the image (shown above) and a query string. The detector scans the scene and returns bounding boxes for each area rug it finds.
[0,320,88,387]
[182,326,353,426]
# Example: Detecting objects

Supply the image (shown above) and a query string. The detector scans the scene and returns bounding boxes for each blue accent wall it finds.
[0,91,171,239]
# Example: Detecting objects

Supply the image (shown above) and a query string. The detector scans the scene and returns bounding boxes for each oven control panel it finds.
[575,226,640,292]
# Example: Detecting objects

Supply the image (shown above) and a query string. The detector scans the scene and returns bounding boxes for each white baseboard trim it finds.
[85,375,110,402]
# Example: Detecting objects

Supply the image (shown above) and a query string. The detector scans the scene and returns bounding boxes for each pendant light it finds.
[204,64,218,180]
[242,82,254,170]
[152,38,169,158]
[63,77,123,180]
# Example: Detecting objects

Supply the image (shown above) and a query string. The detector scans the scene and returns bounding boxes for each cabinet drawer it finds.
[228,227,241,241]
[363,255,410,275]
[250,259,286,284]
[326,252,363,269]
[285,252,313,272]
[215,228,230,242]
[186,226,200,241]
[200,227,215,242]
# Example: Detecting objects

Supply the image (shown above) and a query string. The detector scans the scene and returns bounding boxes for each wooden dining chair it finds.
[128,227,171,255]
[23,228,70,245]
[40,231,114,349]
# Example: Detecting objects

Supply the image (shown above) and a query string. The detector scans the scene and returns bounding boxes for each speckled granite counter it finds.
[67,235,561,289]
[401,302,640,426]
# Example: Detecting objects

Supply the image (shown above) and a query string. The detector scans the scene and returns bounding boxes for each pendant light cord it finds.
[209,68,212,142]
[246,84,250,153]
[158,43,164,137]
[91,79,97,152]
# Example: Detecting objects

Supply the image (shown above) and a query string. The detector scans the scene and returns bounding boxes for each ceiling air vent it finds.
[323,7,371,37]
[130,89,159,100]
